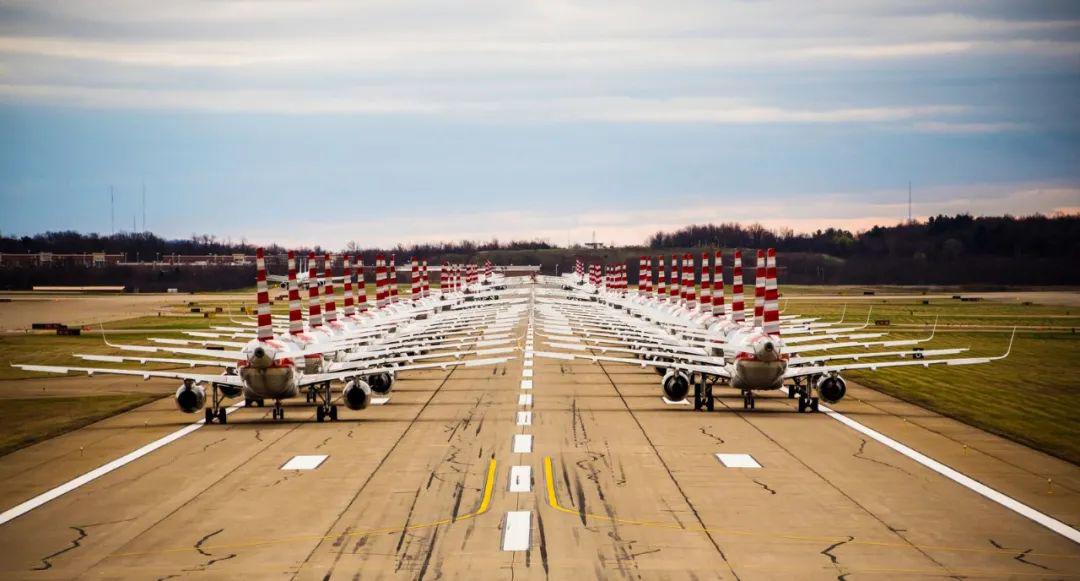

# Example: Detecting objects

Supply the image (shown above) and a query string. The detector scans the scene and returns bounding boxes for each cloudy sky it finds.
[1,1,1077,247]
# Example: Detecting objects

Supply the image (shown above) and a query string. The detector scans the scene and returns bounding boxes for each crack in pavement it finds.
[751,478,777,495]
[698,426,725,445]
[821,535,854,580]
[989,539,1052,571]
[183,528,236,572]
[33,526,87,571]
[853,438,913,476]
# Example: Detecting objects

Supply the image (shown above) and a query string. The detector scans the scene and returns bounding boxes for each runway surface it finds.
[0,295,1078,579]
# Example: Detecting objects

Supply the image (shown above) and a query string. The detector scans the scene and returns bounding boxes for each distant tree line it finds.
[647,214,1080,260]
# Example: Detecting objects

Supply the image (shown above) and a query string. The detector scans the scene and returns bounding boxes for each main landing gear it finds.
[313,382,339,423]
[204,383,229,424]
[272,400,285,420]
[790,378,820,413]
[692,373,716,412]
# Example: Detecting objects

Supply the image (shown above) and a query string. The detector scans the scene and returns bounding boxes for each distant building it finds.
[0,252,124,267]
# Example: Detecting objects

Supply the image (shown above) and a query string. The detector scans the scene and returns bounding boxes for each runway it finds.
[0,295,1078,579]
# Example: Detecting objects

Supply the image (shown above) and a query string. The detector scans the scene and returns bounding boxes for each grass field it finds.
[783,298,1080,464]
[0,394,163,457]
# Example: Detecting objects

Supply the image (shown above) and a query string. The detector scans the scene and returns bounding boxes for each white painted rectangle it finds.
[513,434,533,453]
[520,380,533,390]
[509,465,532,492]
[502,511,531,551]
[282,455,329,470]
[715,453,761,468]
[371,397,390,406]
[517,411,532,426]
[662,397,690,405]
[519,394,532,406]
[522,368,533,378]
[523,359,533,368]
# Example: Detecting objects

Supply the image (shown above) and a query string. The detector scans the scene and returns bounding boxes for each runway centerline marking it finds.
[509,465,532,492]
[520,380,533,390]
[522,368,534,378]
[502,511,531,551]
[513,434,533,454]
[662,397,690,405]
[517,411,532,426]
[519,394,532,406]
[0,401,245,526]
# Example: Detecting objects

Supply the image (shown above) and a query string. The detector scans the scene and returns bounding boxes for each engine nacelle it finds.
[174,381,206,413]
[342,379,372,410]
[815,375,847,404]
[367,371,395,394]
[661,369,690,401]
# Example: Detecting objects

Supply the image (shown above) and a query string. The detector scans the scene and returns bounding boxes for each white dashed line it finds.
[516,411,532,426]
[502,511,531,551]
[509,465,532,492]
[518,394,532,406]
[662,397,690,405]
[520,380,533,390]
[281,455,329,470]
[522,369,533,378]
[513,434,533,453]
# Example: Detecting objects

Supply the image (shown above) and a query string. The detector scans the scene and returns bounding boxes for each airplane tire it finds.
[217,408,227,424]
[798,397,807,413]
[205,408,214,424]
[811,398,819,413]
[257,399,265,407]
[244,399,251,407]
[787,386,795,399]
[316,407,325,422]
[330,405,338,421]
[706,393,715,412]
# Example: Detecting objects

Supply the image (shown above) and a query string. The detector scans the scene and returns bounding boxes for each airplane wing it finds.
[787,347,967,366]
[11,364,245,386]
[298,356,514,386]
[533,350,731,378]
[75,354,236,368]
[785,329,1014,379]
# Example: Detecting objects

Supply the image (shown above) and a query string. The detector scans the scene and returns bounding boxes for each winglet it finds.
[861,306,873,329]
[838,304,848,324]
[992,327,1017,360]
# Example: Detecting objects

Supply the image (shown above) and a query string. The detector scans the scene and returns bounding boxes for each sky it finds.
[0,1,1078,248]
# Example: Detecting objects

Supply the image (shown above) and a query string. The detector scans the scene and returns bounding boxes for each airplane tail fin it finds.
[754,249,766,328]
[255,248,273,342]
[375,254,388,307]
[670,254,680,302]
[699,251,712,312]
[763,248,781,337]
[307,251,323,327]
[356,256,369,312]
[732,251,745,322]
[342,254,355,317]
[411,257,421,301]
[389,254,399,302]
[683,253,696,309]
[712,250,724,316]
[323,253,338,322]
[656,256,666,299]
[422,259,430,297]
[287,251,304,335]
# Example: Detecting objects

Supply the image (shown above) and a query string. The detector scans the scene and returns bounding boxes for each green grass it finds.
[0,332,186,380]
[0,394,165,457]
[785,298,1080,464]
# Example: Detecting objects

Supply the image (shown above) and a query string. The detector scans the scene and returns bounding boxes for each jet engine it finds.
[661,369,690,401]
[367,371,395,394]
[174,380,206,413]
[342,378,372,410]
[815,375,847,403]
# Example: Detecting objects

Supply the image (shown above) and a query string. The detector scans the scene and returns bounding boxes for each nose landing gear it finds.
[272,400,284,420]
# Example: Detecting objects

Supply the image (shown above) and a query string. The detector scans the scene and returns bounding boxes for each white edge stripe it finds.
[0,401,245,526]
[822,403,1080,544]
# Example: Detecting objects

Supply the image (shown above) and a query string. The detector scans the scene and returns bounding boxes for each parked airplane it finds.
[537,248,1014,413]
[14,248,516,423]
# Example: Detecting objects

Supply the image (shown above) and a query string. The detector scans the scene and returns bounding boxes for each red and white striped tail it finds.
[656,256,666,298]
[323,253,338,323]
[307,251,323,328]
[342,254,355,317]
[732,250,745,323]
[638,256,648,295]
[355,257,368,313]
[255,248,273,342]
[699,251,712,312]
[421,259,430,297]
[287,251,304,335]
[712,250,724,317]
[763,248,781,337]
[389,254,398,302]
[410,257,421,301]
[669,254,680,302]
[575,258,584,282]
[753,249,766,328]
[485,260,492,280]
[375,253,388,308]
[683,253,696,309]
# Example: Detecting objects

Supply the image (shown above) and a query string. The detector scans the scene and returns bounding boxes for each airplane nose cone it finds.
[755,340,778,361]
[253,347,266,359]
